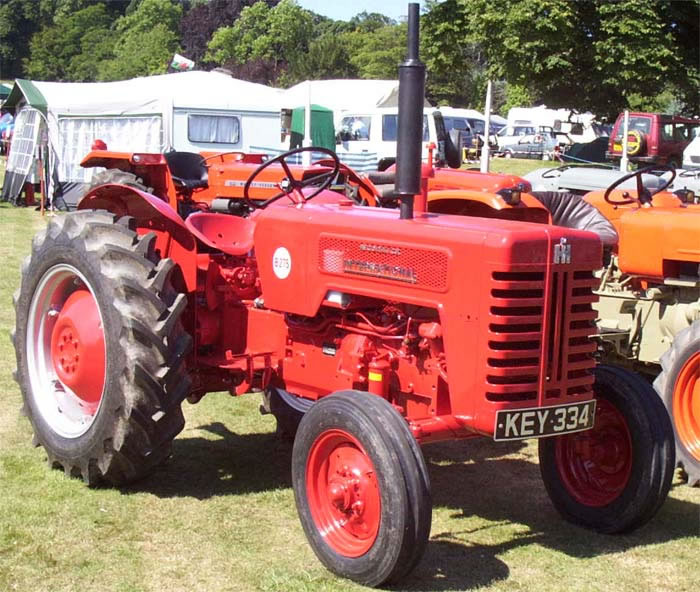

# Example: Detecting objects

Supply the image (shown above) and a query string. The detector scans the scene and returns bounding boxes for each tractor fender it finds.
[78,183,197,292]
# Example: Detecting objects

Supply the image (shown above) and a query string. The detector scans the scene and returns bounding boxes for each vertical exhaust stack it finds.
[395,2,425,220]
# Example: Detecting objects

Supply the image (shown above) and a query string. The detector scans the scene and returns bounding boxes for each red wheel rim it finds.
[554,399,632,507]
[50,288,106,404]
[306,429,381,557]
[27,264,106,438]
[673,351,700,462]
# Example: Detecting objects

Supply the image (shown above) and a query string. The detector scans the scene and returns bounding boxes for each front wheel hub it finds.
[555,398,632,507]
[50,289,105,403]
[307,429,381,557]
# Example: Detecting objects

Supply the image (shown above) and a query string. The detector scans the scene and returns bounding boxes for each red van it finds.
[606,112,699,168]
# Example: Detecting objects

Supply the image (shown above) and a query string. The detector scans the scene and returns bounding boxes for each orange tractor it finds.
[574,169,700,485]
[13,5,676,586]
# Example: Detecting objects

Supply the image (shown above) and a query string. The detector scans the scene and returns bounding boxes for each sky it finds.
[296,0,427,22]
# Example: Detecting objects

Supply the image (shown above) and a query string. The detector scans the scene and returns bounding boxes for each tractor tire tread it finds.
[14,210,190,487]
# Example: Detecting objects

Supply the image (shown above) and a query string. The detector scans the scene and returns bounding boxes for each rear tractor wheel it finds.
[13,210,191,485]
[539,365,674,533]
[292,390,431,587]
[655,321,700,486]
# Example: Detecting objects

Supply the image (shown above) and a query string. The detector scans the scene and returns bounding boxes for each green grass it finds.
[0,162,698,592]
[466,156,554,177]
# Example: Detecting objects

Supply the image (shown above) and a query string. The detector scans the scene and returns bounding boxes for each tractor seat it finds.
[164,151,208,190]
[184,212,255,256]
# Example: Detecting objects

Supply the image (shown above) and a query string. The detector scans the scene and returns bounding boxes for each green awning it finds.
[0,83,12,99]
[290,104,335,151]
[3,79,48,114]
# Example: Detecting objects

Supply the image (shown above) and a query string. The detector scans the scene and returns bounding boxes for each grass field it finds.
[0,159,698,592]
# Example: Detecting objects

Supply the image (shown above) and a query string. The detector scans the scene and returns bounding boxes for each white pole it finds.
[620,109,629,172]
[480,80,492,173]
[303,81,312,166]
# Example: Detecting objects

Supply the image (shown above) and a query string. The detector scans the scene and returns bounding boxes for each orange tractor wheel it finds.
[655,320,700,486]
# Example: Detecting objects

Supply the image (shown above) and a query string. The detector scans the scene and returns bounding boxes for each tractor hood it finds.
[253,202,602,317]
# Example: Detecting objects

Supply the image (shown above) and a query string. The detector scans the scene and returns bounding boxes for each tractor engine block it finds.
[281,303,447,418]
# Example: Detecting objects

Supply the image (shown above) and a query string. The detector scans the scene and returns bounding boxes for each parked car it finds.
[498,126,567,159]
[606,112,700,168]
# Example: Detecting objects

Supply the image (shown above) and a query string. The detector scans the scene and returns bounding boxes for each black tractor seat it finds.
[164,151,209,191]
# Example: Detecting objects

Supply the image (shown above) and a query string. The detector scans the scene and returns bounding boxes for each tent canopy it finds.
[289,104,335,151]
[281,80,431,114]
[0,82,12,101]
[2,71,282,116]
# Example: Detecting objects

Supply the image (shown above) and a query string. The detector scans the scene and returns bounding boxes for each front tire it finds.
[539,365,674,533]
[654,321,700,486]
[13,210,191,485]
[292,390,431,586]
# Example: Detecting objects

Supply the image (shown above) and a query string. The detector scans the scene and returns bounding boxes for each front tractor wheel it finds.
[13,210,191,485]
[539,365,674,533]
[292,391,431,587]
[655,320,700,486]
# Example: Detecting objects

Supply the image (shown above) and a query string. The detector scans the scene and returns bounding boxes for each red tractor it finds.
[13,6,674,587]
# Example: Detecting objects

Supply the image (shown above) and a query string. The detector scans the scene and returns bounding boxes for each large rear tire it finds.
[87,169,152,194]
[292,390,431,587]
[654,320,700,486]
[13,210,191,485]
[539,365,674,533]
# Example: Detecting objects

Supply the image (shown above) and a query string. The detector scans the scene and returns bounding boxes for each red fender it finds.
[78,183,197,292]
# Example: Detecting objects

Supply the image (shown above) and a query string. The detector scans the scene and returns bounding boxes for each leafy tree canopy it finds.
[206,0,313,83]
[97,0,183,81]
[180,0,278,68]
[24,4,114,81]
[456,0,698,118]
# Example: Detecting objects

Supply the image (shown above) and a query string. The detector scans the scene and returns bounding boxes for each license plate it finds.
[494,400,596,441]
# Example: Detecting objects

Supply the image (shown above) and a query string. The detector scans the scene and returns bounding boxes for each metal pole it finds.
[480,80,492,173]
[620,109,629,172]
[303,81,312,166]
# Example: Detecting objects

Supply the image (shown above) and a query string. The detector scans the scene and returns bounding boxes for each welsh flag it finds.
[170,53,195,71]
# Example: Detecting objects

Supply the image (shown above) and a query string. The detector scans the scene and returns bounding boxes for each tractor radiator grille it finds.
[318,236,448,291]
[486,268,596,403]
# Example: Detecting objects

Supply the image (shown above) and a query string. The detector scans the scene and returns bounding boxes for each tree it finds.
[349,12,395,33]
[206,0,314,84]
[179,0,279,68]
[0,0,52,79]
[23,4,115,81]
[98,0,182,81]
[462,0,697,118]
[286,34,356,85]
[421,0,486,107]
[344,24,407,80]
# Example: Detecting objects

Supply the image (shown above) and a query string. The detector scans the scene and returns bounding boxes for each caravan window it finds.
[188,114,240,144]
[382,115,429,142]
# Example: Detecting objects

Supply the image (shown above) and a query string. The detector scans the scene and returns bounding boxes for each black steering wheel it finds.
[603,164,676,206]
[243,146,340,210]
